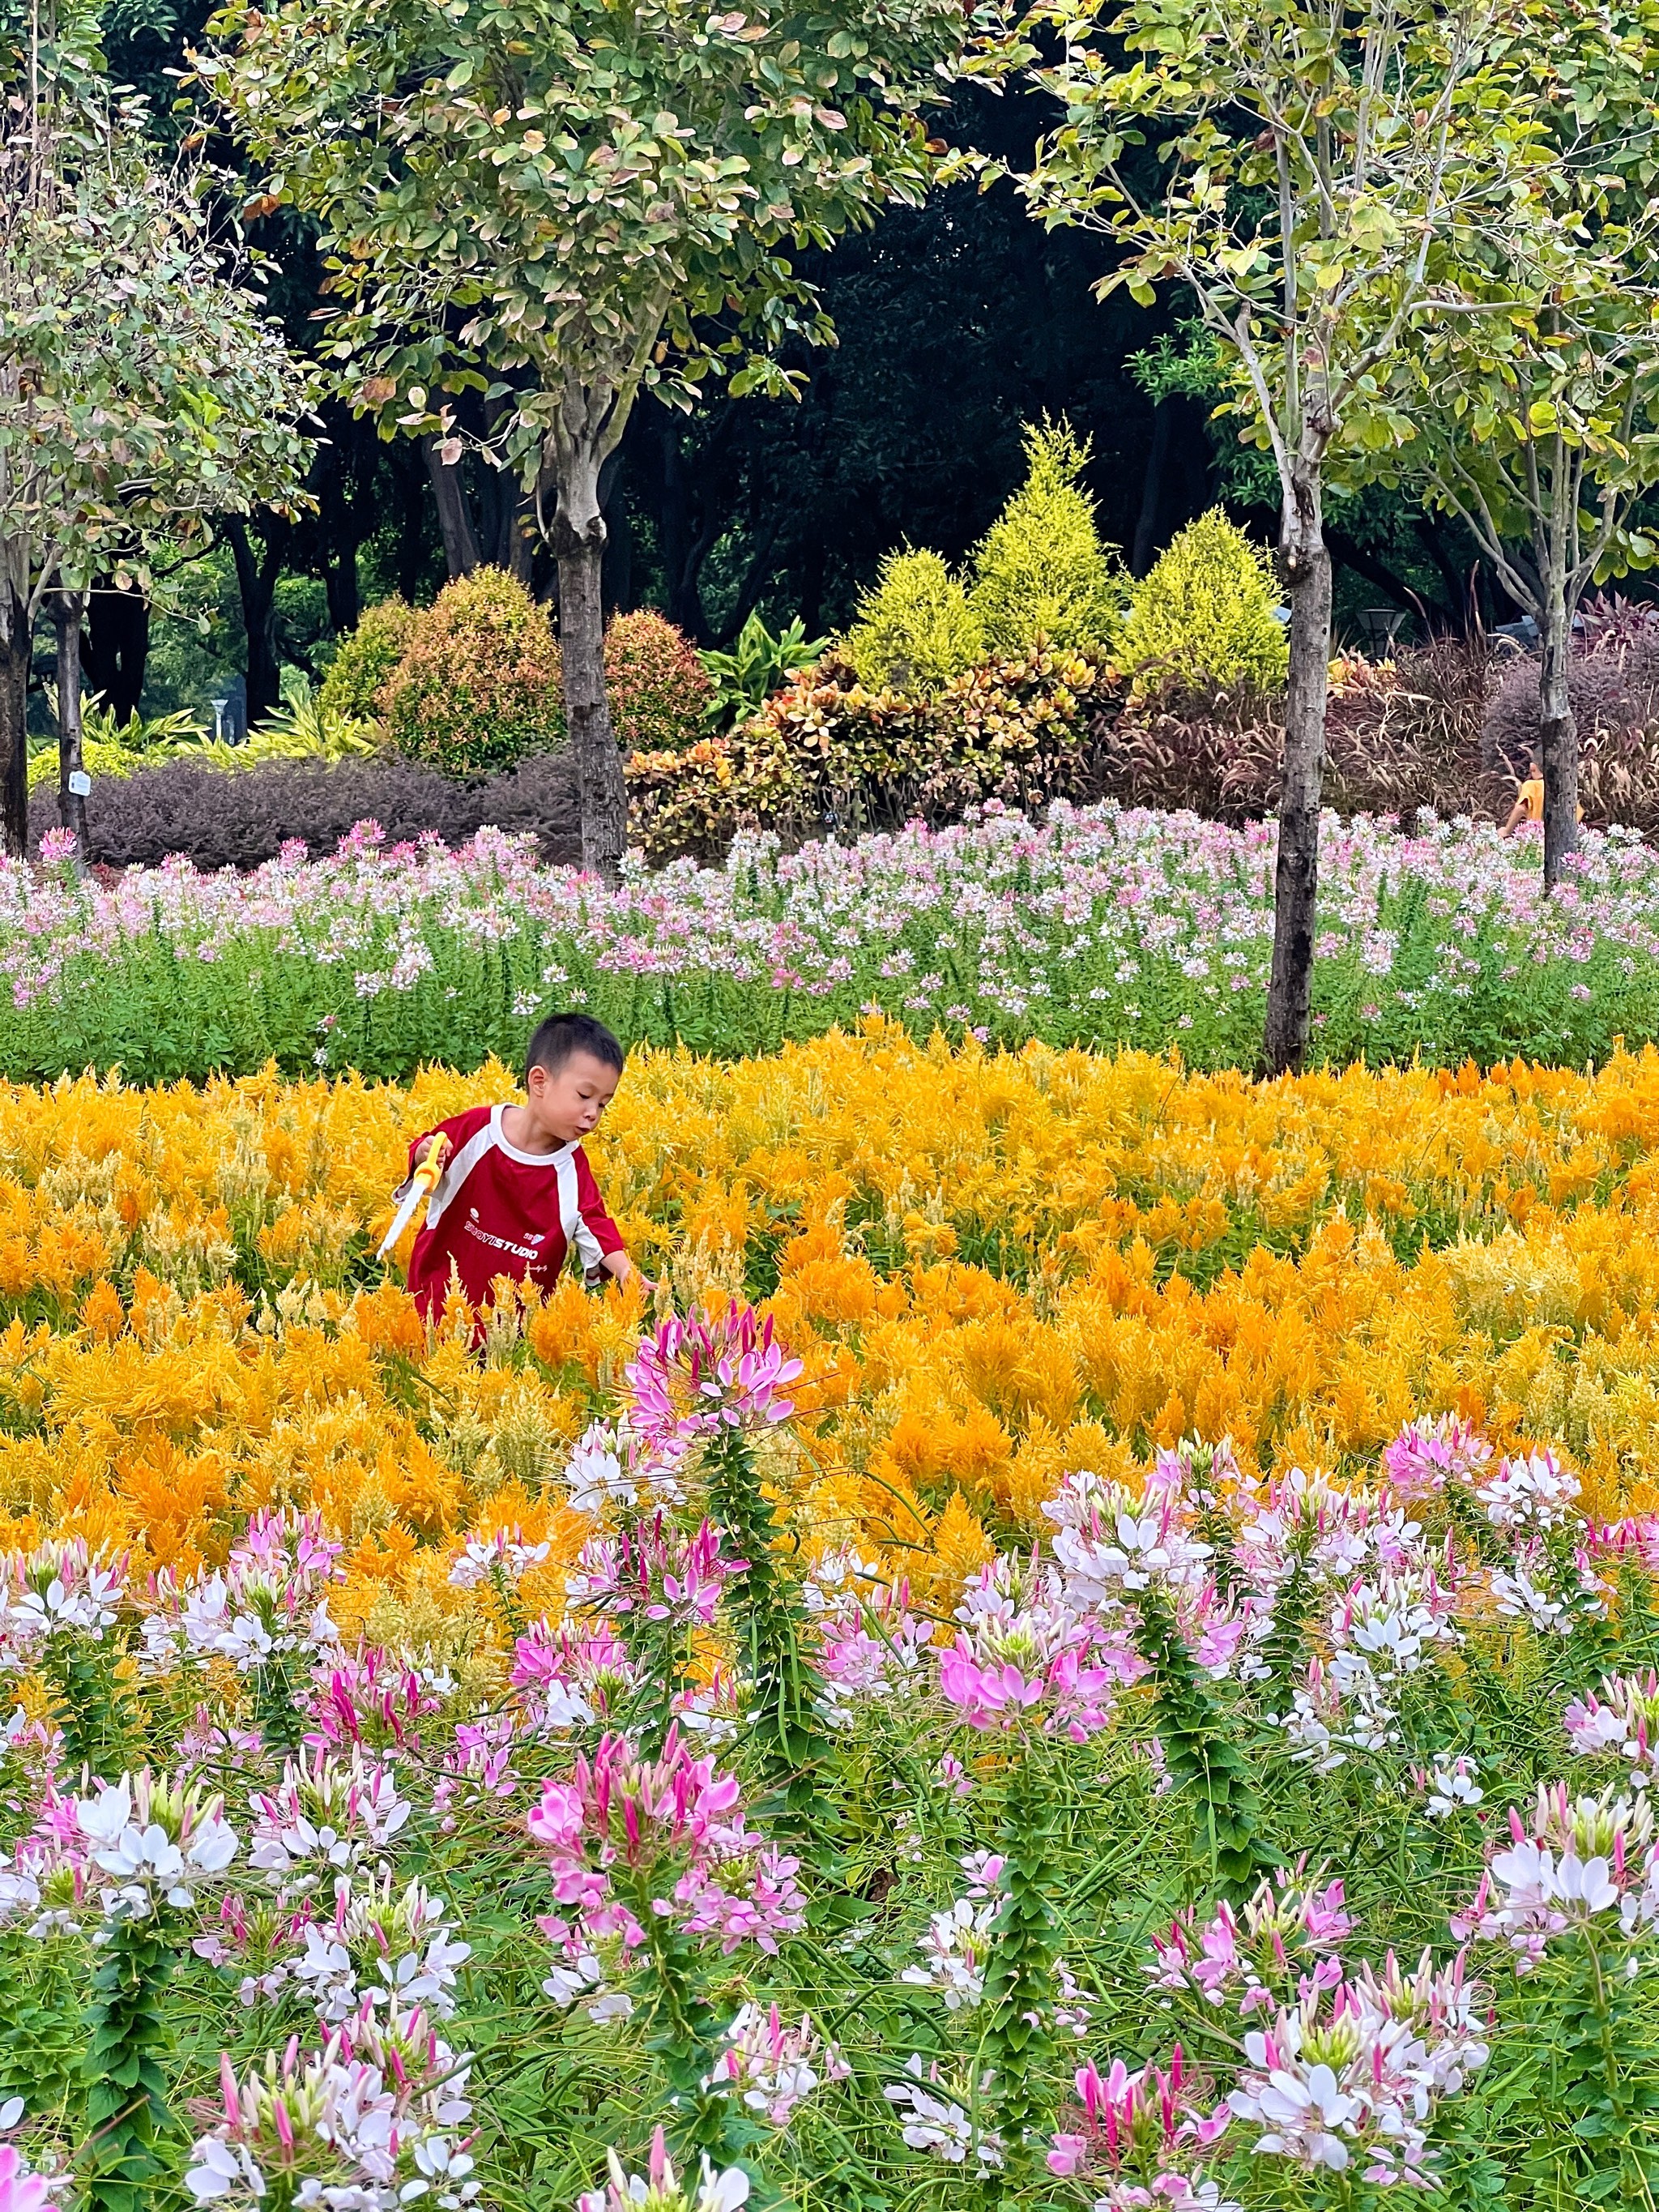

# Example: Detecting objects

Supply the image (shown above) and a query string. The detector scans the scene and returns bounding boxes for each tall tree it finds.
[1373,0,1659,885]
[201,0,969,880]
[1001,0,1546,1070]
[0,0,311,852]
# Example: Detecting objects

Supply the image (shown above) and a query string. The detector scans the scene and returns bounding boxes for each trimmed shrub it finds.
[843,549,983,694]
[320,596,420,724]
[1116,510,1288,698]
[28,754,579,870]
[381,568,561,776]
[627,646,1115,861]
[599,609,712,752]
[968,421,1123,655]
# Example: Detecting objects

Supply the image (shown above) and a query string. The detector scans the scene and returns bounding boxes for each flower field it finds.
[2,1033,1659,2205]
[12,803,1659,1080]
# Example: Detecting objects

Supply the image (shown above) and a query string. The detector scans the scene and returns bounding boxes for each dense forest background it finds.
[64,0,1546,737]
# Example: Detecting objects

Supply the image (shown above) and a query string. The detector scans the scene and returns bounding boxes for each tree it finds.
[1003,0,1545,1070]
[1374,0,1659,885]
[200,0,969,880]
[0,2,312,854]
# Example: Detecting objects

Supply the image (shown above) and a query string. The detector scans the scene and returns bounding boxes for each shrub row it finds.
[627,643,1116,861]
[28,754,579,870]
[628,613,1659,862]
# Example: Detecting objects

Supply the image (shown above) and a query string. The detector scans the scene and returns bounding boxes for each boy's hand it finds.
[598,1250,659,1294]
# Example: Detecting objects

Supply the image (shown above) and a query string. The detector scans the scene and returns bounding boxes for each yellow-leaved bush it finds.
[1,1028,1657,1644]
[1116,507,1289,698]
[843,548,984,694]
[967,418,1124,655]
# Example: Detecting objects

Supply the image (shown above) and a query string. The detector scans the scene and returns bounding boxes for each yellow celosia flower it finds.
[0,1033,1657,1619]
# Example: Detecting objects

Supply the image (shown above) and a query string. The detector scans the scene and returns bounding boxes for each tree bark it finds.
[424,438,482,581]
[318,438,365,636]
[53,591,87,852]
[83,578,150,722]
[224,515,288,726]
[599,451,633,616]
[1132,399,1172,577]
[1537,548,1579,890]
[549,441,629,882]
[0,580,28,860]
[1263,465,1332,1077]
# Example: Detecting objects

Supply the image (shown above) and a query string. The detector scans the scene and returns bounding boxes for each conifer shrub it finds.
[382,568,561,776]
[967,420,1124,655]
[321,596,420,725]
[843,548,984,694]
[1116,510,1289,698]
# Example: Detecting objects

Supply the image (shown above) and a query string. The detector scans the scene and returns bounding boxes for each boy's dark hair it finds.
[524,1011,626,1087]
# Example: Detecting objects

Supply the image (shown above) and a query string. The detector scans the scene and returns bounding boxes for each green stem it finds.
[250,1651,304,1752]
[41,1634,131,1777]
[979,1735,1059,2204]
[702,1427,835,1830]
[1132,1582,1274,1903]
[621,1864,727,2156]
[1582,1930,1626,2123]
[82,1909,176,2212]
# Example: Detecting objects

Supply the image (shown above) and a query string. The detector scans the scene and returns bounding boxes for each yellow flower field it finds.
[3,1023,1659,1652]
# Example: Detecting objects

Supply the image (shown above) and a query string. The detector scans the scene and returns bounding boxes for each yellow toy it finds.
[376,1134,450,1262]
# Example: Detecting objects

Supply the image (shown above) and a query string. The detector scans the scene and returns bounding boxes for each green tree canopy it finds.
[0,2,313,853]
[992,0,1553,1069]
[199,0,970,877]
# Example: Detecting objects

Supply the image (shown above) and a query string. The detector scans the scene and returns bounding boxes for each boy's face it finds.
[525,1049,621,1145]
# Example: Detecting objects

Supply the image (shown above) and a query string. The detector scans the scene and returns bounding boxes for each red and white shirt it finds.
[403,1104,625,1321]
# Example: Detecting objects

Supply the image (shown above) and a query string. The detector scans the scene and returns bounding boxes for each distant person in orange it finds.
[1503,752,1581,835]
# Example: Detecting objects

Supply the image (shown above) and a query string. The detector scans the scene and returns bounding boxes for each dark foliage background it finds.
[13,2,1642,770]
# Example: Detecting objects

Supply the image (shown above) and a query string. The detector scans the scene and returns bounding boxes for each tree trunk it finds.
[318,443,364,637]
[1537,553,1579,890]
[224,515,288,726]
[599,452,633,616]
[83,578,150,722]
[550,442,629,882]
[1132,399,1172,577]
[1263,466,1332,1078]
[53,591,87,852]
[392,441,431,603]
[655,416,713,641]
[0,580,28,860]
[424,438,482,580]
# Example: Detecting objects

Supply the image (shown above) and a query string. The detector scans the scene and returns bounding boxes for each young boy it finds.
[400,1011,639,1323]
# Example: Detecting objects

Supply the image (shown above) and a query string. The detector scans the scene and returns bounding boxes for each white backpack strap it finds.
[423,1113,501,1235]
[553,1143,604,1274]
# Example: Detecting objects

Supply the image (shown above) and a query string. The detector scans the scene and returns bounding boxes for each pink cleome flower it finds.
[625,1303,804,1445]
